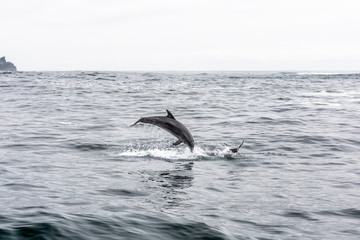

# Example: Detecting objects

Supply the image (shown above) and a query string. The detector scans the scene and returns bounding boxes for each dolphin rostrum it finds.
[132,110,195,152]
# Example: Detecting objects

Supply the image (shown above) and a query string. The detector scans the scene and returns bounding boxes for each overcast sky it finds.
[2,0,360,71]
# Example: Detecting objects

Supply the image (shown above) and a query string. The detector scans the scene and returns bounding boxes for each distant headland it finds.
[0,56,17,71]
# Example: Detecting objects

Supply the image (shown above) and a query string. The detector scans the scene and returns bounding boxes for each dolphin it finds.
[229,140,244,153]
[132,110,195,152]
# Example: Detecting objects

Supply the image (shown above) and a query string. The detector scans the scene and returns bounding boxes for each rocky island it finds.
[0,56,17,71]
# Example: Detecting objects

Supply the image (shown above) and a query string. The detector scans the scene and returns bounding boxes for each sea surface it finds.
[1,71,359,239]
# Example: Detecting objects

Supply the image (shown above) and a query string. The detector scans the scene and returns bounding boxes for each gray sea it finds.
[1,71,359,239]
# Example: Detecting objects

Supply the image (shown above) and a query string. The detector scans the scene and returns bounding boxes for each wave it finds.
[0,213,228,240]
[69,143,112,151]
[317,208,360,219]
[304,71,359,74]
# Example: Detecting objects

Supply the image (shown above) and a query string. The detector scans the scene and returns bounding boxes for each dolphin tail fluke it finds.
[230,140,244,153]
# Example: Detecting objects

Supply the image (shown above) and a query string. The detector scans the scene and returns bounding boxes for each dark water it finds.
[1,71,359,239]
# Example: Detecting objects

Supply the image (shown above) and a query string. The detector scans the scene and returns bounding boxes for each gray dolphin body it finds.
[132,110,195,152]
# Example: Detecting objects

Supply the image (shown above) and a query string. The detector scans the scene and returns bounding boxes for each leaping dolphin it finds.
[132,110,195,152]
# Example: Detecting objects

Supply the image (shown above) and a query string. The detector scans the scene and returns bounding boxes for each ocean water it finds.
[1,71,359,240]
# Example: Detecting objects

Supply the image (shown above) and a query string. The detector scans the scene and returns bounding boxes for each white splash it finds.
[118,145,236,160]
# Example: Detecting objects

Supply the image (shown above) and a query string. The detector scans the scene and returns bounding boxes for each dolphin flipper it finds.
[173,139,183,146]
[230,141,244,153]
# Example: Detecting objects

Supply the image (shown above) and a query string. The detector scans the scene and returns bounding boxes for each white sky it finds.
[2,0,360,71]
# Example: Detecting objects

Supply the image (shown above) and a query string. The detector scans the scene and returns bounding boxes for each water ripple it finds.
[1,71,359,239]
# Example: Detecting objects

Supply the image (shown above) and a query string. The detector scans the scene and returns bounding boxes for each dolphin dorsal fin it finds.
[166,109,176,119]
